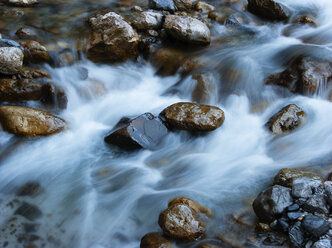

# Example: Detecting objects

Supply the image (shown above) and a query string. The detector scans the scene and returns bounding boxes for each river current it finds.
[0,0,332,247]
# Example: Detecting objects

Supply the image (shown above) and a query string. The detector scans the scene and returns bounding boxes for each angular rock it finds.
[288,222,304,248]
[252,185,293,223]
[104,113,168,150]
[303,195,329,215]
[273,168,323,188]
[265,56,332,95]
[20,40,51,64]
[163,15,211,45]
[151,48,185,76]
[140,232,171,248]
[266,104,305,135]
[14,202,42,221]
[131,11,163,30]
[168,197,212,217]
[0,47,24,75]
[15,27,38,39]
[0,79,42,102]
[158,203,205,242]
[160,102,225,131]
[41,83,68,110]
[247,0,289,21]
[7,0,38,7]
[149,0,175,12]
[0,106,66,136]
[302,215,329,238]
[88,12,139,62]
[291,177,323,198]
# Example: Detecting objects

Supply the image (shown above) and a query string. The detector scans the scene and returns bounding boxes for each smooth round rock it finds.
[140,232,171,248]
[160,102,224,131]
[302,215,329,238]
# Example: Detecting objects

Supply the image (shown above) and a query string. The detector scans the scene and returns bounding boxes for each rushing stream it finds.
[0,0,332,247]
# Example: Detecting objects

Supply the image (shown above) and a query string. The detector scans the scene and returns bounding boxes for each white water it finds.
[1,0,332,247]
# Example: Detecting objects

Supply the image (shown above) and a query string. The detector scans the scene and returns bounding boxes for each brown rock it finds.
[292,15,317,26]
[20,40,51,64]
[0,106,66,136]
[163,15,211,45]
[265,56,332,95]
[160,102,225,131]
[158,203,205,242]
[273,168,324,188]
[17,182,41,197]
[18,67,50,79]
[104,113,168,150]
[266,104,305,135]
[151,48,185,76]
[191,72,216,104]
[0,78,42,102]
[173,0,196,11]
[41,83,68,110]
[140,232,171,248]
[196,1,215,13]
[328,172,332,181]
[181,57,206,75]
[255,222,271,233]
[168,197,212,217]
[88,12,139,62]
[247,0,289,21]
[131,11,163,30]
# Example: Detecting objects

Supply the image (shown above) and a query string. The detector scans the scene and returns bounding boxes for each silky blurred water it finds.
[1,0,332,247]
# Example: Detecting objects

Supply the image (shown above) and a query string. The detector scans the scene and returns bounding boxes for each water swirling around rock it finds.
[0,0,332,247]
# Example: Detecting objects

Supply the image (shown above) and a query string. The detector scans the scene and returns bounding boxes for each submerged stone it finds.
[273,168,323,188]
[140,232,171,248]
[14,202,42,221]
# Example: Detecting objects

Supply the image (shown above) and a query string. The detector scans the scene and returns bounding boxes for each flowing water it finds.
[1,0,332,247]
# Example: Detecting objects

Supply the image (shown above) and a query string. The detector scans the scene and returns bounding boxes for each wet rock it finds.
[266,104,305,135]
[288,222,304,248]
[0,39,23,49]
[196,1,215,13]
[41,83,68,110]
[312,239,332,248]
[287,203,300,212]
[273,168,323,188]
[191,72,216,104]
[6,0,38,6]
[303,195,329,215]
[173,0,196,11]
[277,217,290,232]
[160,102,225,131]
[88,12,139,62]
[0,47,24,75]
[265,56,332,95]
[292,15,317,26]
[14,202,42,221]
[255,222,271,233]
[151,48,185,76]
[291,177,323,198]
[252,185,293,223]
[0,79,42,102]
[158,202,205,242]
[168,197,212,217]
[324,181,332,206]
[149,0,175,12]
[17,182,41,197]
[247,0,289,21]
[15,28,38,40]
[20,40,51,64]
[131,11,163,30]
[208,11,225,23]
[0,106,66,136]
[163,15,211,45]
[328,173,332,181]
[181,57,206,75]
[18,67,50,79]
[104,113,168,150]
[140,232,171,248]
[287,211,305,221]
[302,215,329,238]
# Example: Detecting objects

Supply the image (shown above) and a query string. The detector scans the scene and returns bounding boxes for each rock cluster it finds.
[140,197,212,247]
[253,168,332,247]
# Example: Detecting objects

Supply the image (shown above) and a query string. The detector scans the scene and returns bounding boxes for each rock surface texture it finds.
[247,0,289,21]
[0,47,24,75]
[0,106,66,136]
[160,102,225,131]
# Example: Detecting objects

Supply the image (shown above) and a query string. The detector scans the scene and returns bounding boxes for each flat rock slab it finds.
[0,106,66,136]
